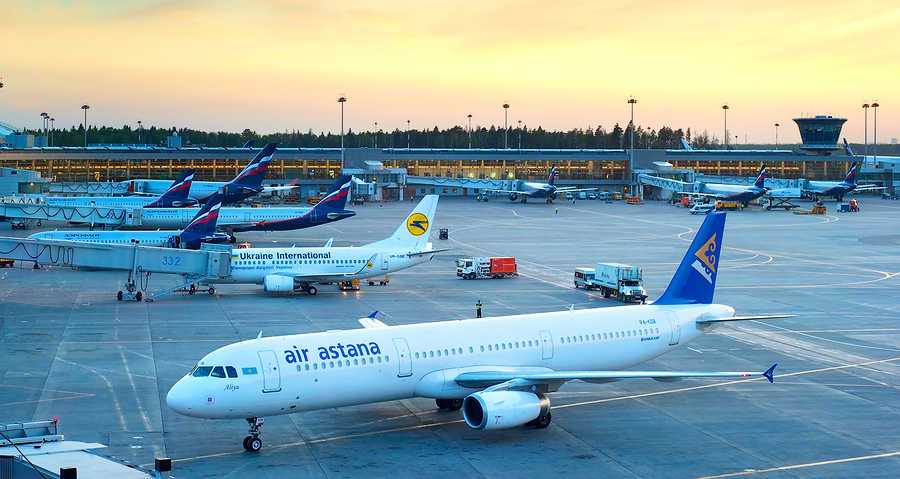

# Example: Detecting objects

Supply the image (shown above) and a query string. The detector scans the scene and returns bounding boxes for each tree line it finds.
[23,123,727,149]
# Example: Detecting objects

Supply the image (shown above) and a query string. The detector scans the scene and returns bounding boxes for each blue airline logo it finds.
[691,233,718,284]
[283,341,382,364]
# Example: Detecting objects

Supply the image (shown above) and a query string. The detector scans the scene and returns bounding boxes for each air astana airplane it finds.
[167,211,789,452]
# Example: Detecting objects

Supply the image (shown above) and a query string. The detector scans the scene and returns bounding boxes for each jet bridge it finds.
[637,173,698,194]
[0,236,231,301]
[0,202,138,227]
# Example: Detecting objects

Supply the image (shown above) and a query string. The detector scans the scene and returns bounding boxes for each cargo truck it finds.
[457,257,518,279]
[573,262,647,303]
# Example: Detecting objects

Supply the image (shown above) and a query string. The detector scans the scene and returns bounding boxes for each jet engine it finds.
[462,390,550,430]
[263,274,294,293]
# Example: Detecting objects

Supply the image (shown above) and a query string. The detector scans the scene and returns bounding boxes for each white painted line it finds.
[695,450,900,478]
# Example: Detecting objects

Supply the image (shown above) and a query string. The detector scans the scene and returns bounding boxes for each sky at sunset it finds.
[3,0,899,143]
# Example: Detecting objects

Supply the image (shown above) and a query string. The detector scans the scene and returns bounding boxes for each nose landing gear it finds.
[243,417,265,452]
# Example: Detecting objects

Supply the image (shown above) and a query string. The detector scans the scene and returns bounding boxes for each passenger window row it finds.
[413,339,541,360]
[191,365,239,378]
[560,328,660,345]
[296,355,390,372]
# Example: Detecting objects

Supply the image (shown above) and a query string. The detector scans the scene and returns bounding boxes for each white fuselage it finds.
[29,230,180,247]
[136,206,310,229]
[167,303,732,419]
[126,180,223,201]
[43,196,158,208]
[216,245,433,285]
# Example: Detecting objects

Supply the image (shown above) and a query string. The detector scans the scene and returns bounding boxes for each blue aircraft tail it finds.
[753,164,767,188]
[547,166,559,186]
[312,175,353,214]
[843,161,858,185]
[144,169,195,208]
[178,200,222,249]
[654,211,726,305]
[231,143,277,189]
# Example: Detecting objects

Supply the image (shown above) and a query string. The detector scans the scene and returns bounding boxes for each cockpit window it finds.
[192,366,213,377]
[210,366,226,378]
[225,366,238,378]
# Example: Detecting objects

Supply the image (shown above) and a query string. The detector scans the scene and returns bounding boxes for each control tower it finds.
[793,115,847,155]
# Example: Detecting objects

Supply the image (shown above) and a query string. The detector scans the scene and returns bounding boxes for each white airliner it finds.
[133,205,312,230]
[202,195,444,295]
[167,211,787,452]
[41,170,196,208]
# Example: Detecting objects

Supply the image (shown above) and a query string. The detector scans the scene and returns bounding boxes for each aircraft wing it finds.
[854,185,887,191]
[553,187,599,193]
[482,188,534,196]
[262,185,300,192]
[454,364,776,389]
[407,247,452,257]
[688,192,724,198]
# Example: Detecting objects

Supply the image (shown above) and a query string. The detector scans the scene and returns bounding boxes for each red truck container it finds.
[457,256,518,279]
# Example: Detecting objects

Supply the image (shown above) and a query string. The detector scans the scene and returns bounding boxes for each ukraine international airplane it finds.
[167,211,787,452]
[196,195,444,296]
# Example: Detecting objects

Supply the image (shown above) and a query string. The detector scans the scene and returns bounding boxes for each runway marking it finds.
[119,347,153,431]
[56,357,129,431]
[155,355,900,466]
[695,450,900,478]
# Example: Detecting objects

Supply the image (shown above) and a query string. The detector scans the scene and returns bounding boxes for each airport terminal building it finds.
[0,116,896,199]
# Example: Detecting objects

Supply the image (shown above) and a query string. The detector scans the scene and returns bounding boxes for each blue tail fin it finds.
[753,164,767,188]
[547,166,558,185]
[231,143,277,188]
[178,200,222,249]
[655,211,726,305]
[312,175,353,214]
[144,169,195,208]
[843,161,858,185]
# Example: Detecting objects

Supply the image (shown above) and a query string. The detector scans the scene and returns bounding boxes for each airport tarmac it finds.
[2,197,900,478]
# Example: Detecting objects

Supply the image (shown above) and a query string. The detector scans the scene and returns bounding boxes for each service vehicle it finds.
[573,262,646,303]
[457,257,518,280]
[715,200,744,211]
[0,258,14,268]
[689,203,715,215]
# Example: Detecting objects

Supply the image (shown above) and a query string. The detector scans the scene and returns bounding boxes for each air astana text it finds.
[237,251,332,261]
[283,341,382,364]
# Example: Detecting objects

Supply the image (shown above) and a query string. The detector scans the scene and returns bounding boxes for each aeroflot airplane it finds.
[167,211,788,452]
[694,164,769,206]
[30,199,228,249]
[120,143,293,204]
[198,195,443,295]
[43,170,197,208]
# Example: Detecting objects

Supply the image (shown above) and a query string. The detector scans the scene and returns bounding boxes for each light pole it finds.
[627,97,637,162]
[373,121,378,148]
[137,120,143,144]
[467,114,473,149]
[337,96,346,164]
[862,103,869,159]
[81,104,90,147]
[872,101,879,165]
[406,120,411,149]
[502,103,509,149]
[517,120,522,149]
[49,117,55,146]
[40,112,48,141]
[774,123,780,148]
[721,104,729,149]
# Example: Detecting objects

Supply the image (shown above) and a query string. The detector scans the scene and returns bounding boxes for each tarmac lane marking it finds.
[694,450,900,478]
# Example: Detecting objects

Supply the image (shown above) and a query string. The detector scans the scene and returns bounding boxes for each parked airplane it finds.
[230,175,355,233]
[483,167,597,203]
[120,143,293,204]
[803,160,884,201]
[197,194,443,296]
[42,170,197,208]
[167,211,788,452]
[30,199,228,249]
[694,164,768,206]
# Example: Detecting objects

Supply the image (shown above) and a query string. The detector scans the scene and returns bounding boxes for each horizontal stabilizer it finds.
[697,314,797,324]
[407,247,452,257]
[358,317,388,329]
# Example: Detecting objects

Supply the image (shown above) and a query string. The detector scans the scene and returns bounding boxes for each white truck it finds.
[574,262,647,303]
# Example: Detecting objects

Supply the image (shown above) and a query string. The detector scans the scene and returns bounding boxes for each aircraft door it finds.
[664,313,681,346]
[539,330,554,360]
[257,350,282,393]
[380,254,389,271]
[392,338,412,377]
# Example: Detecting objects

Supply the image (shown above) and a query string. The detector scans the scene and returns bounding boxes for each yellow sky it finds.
[3,0,899,143]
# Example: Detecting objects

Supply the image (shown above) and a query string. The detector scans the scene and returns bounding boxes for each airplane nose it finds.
[166,380,193,415]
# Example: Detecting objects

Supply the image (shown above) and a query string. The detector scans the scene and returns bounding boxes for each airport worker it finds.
[476,299,482,318]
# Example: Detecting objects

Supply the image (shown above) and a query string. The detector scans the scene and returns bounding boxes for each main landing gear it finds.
[243,417,265,452]
[298,282,318,296]
[435,398,463,411]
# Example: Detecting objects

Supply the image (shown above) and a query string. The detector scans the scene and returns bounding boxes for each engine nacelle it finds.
[263,274,294,293]
[462,390,549,430]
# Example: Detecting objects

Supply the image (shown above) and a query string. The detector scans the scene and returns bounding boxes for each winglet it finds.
[763,363,777,383]
[367,310,380,318]
[256,330,263,339]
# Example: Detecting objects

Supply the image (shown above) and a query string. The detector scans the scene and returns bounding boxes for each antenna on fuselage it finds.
[569,304,575,311]
[256,331,263,339]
